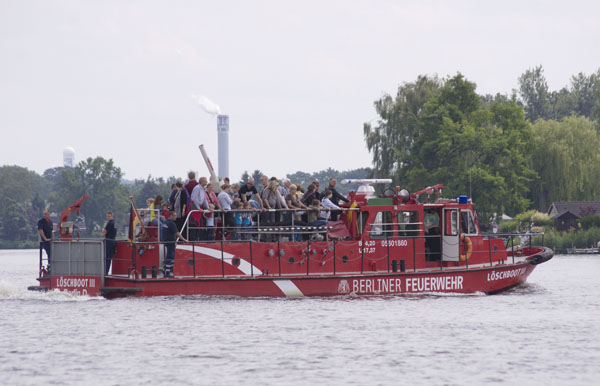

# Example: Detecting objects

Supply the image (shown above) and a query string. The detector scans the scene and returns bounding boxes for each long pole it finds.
[128,196,146,236]
[199,145,221,193]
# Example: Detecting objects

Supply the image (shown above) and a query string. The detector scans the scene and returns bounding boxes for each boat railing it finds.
[37,243,50,276]
[125,237,412,279]
[115,229,544,280]
[480,231,544,265]
[367,221,423,236]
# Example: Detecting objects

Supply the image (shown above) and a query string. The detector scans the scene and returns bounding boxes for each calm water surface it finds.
[1,250,599,385]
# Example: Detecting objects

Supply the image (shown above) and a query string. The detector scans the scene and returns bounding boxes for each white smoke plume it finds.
[191,94,221,116]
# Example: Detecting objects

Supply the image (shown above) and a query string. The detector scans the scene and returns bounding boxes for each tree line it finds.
[364,66,600,222]
[0,161,370,248]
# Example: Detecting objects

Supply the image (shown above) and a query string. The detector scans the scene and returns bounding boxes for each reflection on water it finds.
[1,251,599,385]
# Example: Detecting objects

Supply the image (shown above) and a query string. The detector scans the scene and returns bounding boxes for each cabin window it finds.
[424,211,440,235]
[370,211,393,239]
[397,211,420,237]
[461,210,477,235]
[444,209,459,236]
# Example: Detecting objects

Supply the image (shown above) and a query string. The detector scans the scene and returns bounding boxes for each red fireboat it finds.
[31,178,553,299]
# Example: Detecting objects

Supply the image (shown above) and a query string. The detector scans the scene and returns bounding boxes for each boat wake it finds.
[0,281,100,302]
[501,282,547,296]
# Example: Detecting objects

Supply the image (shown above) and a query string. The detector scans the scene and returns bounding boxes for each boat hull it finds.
[101,262,537,298]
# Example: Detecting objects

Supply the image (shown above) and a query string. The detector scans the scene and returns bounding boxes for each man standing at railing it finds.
[240,177,265,211]
[37,210,53,273]
[169,181,190,232]
[164,210,189,278]
[191,177,209,240]
[102,211,117,275]
[327,178,348,221]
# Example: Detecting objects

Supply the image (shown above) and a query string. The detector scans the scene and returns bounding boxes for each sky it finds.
[1,0,599,182]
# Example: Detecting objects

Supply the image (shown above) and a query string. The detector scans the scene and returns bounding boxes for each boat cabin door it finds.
[442,208,460,262]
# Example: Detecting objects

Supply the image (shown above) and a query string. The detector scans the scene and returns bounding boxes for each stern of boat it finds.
[31,239,105,296]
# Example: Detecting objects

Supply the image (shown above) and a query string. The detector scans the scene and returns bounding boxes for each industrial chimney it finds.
[217,115,229,179]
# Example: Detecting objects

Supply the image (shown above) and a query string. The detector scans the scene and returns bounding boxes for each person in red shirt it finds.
[184,171,199,197]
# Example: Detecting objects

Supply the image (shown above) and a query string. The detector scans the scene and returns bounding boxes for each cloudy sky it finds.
[1,0,599,182]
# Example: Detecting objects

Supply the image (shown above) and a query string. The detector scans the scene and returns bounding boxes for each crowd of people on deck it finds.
[141,172,350,242]
[36,173,350,277]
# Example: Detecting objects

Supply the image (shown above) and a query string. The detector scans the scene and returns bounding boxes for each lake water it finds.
[1,249,599,385]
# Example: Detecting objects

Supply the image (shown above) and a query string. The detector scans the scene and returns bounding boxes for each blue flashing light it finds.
[458,195,468,204]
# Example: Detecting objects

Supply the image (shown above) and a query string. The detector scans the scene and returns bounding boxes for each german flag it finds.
[128,204,139,241]
[346,201,359,234]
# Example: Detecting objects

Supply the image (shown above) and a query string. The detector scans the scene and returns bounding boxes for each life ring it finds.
[460,234,472,262]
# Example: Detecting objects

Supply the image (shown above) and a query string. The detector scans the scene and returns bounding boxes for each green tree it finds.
[285,171,312,187]
[364,75,442,181]
[0,166,50,240]
[42,166,63,192]
[240,171,250,184]
[580,215,600,230]
[31,193,45,214]
[549,88,576,120]
[55,157,129,235]
[413,74,534,220]
[286,168,371,195]
[589,69,600,126]
[529,116,600,211]
[0,198,31,241]
[365,74,535,221]
[518,65,551,121]
[131,176,178,209]
[570,71,598,118]
[518,67,600,124]
[251,170,263,183]
[0,165,48,207]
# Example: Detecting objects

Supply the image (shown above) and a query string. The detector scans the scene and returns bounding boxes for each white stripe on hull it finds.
[272,280,304,297]
[177,245,304,296]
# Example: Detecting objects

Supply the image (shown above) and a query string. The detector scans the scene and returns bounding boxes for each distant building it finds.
[63,146,75,167]
[547,201,600,231]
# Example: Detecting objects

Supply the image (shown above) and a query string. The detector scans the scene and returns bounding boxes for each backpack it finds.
[174,190,183,217]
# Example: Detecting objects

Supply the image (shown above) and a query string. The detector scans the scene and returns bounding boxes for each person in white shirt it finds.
[321,189,341,221]
[190,177,209,239]
[218,184,235,237]
[218,184,233,210]
[191,177,209,210]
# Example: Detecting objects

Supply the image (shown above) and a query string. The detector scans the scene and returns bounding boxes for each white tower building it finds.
[217,115,229,179]
[63,146,75,168]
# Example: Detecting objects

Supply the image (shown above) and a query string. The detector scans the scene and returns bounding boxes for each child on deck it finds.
[233,201,244,240]
[140,197,153,223]
[242,201,253,240]
[307,200,327,227]
[204,203,215,241]
[321,189,341,221]
[306,199,327,241]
